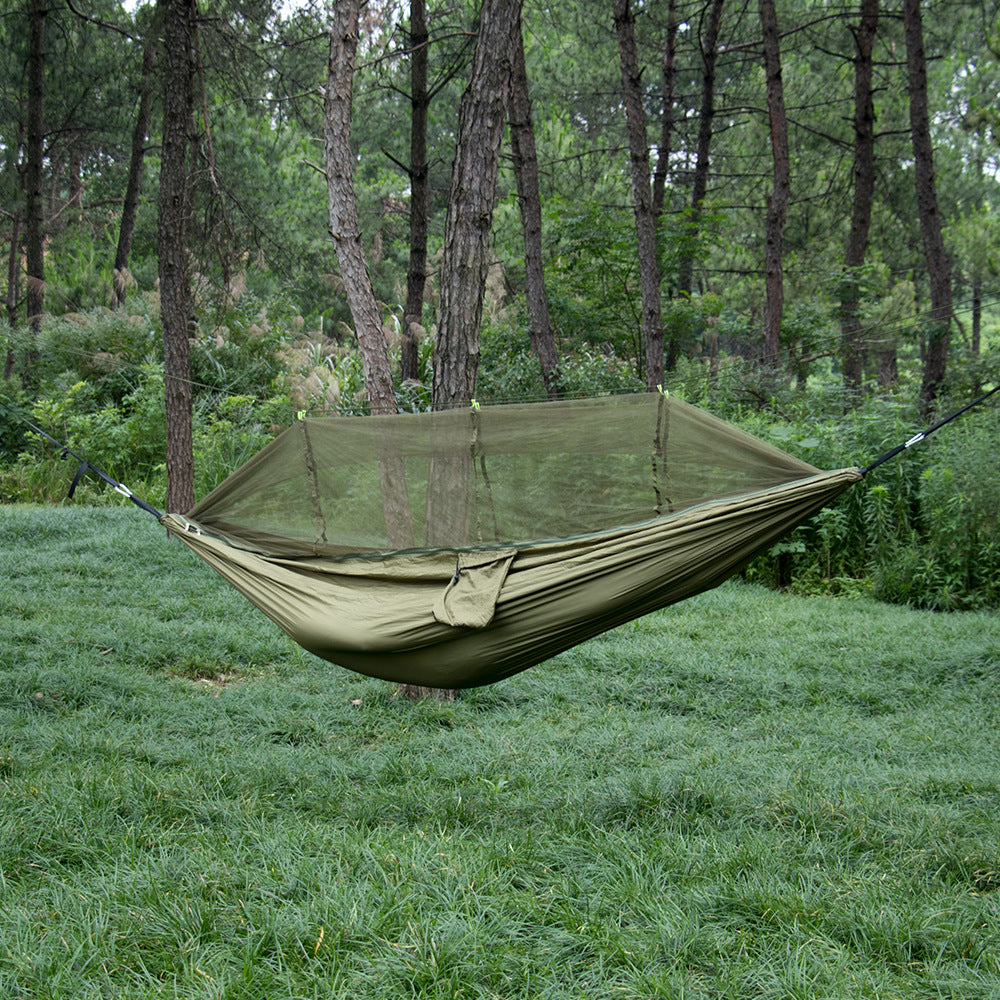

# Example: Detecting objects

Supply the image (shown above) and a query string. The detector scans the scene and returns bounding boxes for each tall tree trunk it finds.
[673,0,724,370]
[432,0,521,409]
[903,0,951,414]
[6,209,21,332]
[159,0,197,514]
[613,0,663,390]
[402,0,428,385]
[4,209,20,379]
[325,0,396,417]
[25,0,46,336]
[759,0,788,372]
[419,0,522,702]
[651,0,677,221]
[115,19,159,308]
[508,21,561,399]
[971,271,981,354]
[841,0,879,396]
[325,0,413,558]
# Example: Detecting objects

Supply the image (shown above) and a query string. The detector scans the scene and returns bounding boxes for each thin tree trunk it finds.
[904,0,951,414]
[432,0,521,409]
[508,21,561,399]
[6,209,20,333]
[651,0,677,221]
[159,0,197,514]
[841,0,879,396]
[972,271,981,354]
[613,0,663,390]
[25,0,46,335]
[877,339,898,390]
[325,0,397,417]
[674,0,724,369]
[115,19,159,308]
[3,208,19,379]
[325,0,413,556]
[759,0,788,372]
[402,0,428,384]
[418,0,522,702]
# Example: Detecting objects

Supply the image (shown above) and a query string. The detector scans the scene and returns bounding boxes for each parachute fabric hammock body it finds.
[161,392,862,688]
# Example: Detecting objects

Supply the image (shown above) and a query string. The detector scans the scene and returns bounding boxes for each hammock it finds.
[160,392,862,688]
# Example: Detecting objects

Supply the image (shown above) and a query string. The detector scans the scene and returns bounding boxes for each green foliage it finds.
[726,377,1000,610]
[7,301,999,611]
[542,198,643,360]
[30,303,160,404]
[477,316,643,403]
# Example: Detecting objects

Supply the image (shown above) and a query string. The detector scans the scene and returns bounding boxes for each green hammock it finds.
[161,393,862,688]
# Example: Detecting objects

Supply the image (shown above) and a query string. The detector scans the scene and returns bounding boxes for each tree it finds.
[416,0,522,701]
[325,0,414,563]
[402,0,429,384]
[324,0,397,418]
[613,0,663,390]
[115,11,159,308]
[759,0,789,372]
[432,0,522,409]
[904,0,952,413]
[24,0,47,336]
[159,0,197,514]
[840,0,879,395]
[682,0,725,288]
[508,20,561,398]
[651,0,677,221]
[673,0,724,370]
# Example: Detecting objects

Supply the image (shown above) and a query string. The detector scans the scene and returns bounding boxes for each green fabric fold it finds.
[433,549,518,629]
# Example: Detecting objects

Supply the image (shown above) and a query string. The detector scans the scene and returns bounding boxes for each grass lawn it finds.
[1,504,999,999]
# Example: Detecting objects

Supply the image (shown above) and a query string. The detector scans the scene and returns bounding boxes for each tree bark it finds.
[4,209,19,379]
[613,0,663,391]
[651,0,677,221]
[6,209,21,333]
[673,0,724,370]
[115,16,159,308]
[508,20,561,399]
[903,0,951,414]
[158,0,197,514]
[325,0,397,418]
[402,0,429,385]
[419,0,522,702]
[971,271,981,354]
[25,0,46,335]
[759,0,789,372]
[325,0,414,556]
[840,0,879,396]
[432,0,522,410]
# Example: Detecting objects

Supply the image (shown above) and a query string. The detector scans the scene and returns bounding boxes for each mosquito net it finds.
[184,392,821,557]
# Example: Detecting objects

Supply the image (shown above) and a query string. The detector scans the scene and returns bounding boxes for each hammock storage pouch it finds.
[433,549,518,629]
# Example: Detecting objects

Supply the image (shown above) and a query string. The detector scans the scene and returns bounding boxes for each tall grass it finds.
[1,504,998,997]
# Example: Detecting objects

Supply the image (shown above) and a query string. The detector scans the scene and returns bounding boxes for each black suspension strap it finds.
[862,383,1000,476]
[0,398,163,519]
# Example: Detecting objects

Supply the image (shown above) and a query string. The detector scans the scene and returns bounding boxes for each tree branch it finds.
[63,0,134,39]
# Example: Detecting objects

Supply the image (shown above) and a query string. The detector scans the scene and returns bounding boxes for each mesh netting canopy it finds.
[163,393,862,687]
[184,393,824,555]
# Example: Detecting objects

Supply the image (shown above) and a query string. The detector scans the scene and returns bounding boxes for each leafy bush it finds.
[4,297,998,610]
[737,384,1000,610]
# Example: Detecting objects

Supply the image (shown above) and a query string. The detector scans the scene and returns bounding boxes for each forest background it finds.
[1,0,999,610]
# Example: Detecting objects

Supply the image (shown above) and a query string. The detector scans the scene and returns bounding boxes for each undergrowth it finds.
[2,304,999,610]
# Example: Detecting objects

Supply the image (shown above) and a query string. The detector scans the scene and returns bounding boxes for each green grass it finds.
[1,504,999,999]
